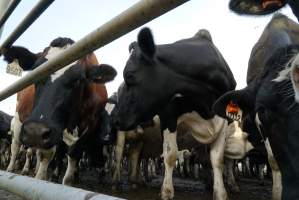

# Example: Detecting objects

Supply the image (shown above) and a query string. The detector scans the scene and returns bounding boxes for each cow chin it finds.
[20,121,62,149]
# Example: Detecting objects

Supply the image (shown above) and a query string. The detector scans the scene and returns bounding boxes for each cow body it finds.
[213,14,299,199]
[112,28,240,200]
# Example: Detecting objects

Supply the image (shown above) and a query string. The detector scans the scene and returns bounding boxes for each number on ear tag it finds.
[226,101,242,122]
[6,59,23,77]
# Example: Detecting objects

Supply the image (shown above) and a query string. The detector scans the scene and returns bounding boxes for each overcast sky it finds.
[0,0,295,115]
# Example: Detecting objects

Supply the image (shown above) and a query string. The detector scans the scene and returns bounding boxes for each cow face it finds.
[229,0,286,16]
[113,28,174,130]
[20,63,116,149]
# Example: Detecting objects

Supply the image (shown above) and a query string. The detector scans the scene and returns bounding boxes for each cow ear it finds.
[87,64,117,83]
[129,41,137,53]
[213,88,254,120]
[229,0,286,16]
[1,46,38,70]
[137,27,156,60]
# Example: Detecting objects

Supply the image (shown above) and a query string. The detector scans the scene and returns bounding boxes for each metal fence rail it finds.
[0,0,55,49]
[0,170,125,200]
[0,0,21,30]
[0,0,190,101]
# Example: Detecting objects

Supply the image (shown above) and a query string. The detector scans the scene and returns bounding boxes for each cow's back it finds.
[157,34,236,94]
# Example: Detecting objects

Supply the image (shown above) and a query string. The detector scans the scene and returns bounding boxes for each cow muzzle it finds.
[21,122,55,149]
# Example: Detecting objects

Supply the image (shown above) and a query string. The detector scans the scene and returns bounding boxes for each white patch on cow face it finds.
[40,114,44,119]
[105,103,115,115]
[45,44,76,82]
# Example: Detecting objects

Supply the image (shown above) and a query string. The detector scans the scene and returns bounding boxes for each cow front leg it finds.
[161,129,177,200]
[112,131,125,189]
[21,148,33,175]
[265,139,281,200]
[62,156,77,185]
[225,158,240,193]
[7,114,22,172]
[35,147,56,180]
[210,126,228,200]
[129,141,143,188]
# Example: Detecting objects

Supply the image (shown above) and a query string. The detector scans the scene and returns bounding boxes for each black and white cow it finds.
[213,14,299,200]
[229,0,299,21]
[111,27,243,200]
[2,37,117,184]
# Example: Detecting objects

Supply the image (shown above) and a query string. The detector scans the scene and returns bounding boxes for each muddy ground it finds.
[73,169,272,200]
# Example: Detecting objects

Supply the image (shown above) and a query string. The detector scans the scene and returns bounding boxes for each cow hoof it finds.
[62,176,74,186]
[229,185,240,193]
[161,185,174,200]
[21,169,29,175]
[213,191,228,200]
[131,183,138,189]
[112,185,118,191]
[6,166,14,172]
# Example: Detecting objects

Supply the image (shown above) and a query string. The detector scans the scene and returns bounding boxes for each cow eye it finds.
[125,73,136,86]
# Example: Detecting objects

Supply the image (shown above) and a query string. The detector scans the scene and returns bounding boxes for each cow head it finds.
[229,0,286,16]
[20,62,116,149]
[112,28,175,130]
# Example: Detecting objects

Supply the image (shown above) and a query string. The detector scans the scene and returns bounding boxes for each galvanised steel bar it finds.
[0,0,55,48]
[0,170,125,200]
[0,0,190,101]
[0,0,21,31]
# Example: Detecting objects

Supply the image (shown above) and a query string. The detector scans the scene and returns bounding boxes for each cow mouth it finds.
[262,0,284,9]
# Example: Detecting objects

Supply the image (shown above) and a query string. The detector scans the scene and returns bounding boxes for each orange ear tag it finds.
[226,101,242,121]
[262,0,284,9]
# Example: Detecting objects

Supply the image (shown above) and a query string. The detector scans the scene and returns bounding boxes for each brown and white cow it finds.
[2,37,117,184]
[6,85,35,174]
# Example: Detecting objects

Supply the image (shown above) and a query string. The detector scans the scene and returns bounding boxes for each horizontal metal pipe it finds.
[0,0,190,101]
[0,0,55,48]
[0,170,125,200]
[0,0,21,30]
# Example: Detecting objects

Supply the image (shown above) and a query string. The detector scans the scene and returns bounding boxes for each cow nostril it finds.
[41,128,51,140]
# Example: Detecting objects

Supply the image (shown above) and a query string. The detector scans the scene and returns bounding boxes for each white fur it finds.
[224,121,254,159]
[265,139,282,200]
[6,112,22,172]
[161,129,177,200]
[105,102,115,115]
[63,129,79,146]
[62,156,77,185]
[35,147,56,180]
[178,112,226,144]
[45,45,75,82]
[273,53,299,102]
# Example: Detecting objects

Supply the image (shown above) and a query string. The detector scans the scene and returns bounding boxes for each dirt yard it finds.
[74,169,272,200]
